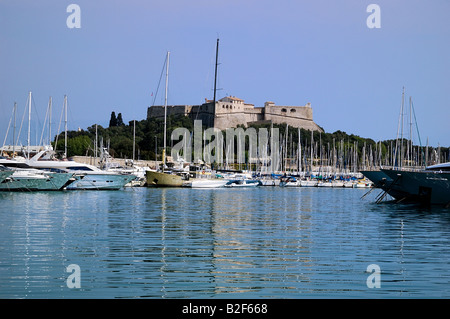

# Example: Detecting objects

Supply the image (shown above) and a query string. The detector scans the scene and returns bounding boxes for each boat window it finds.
[69,166,94,171]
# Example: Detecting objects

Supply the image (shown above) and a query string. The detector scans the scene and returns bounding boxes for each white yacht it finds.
[0,158,74,191]
[24,148,136,190]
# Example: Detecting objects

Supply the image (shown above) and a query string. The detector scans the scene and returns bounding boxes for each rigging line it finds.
[15,96,28,147]
[54,99,65,153]
[31,93,44,146]
[151,54,168,107]
[39,100,50,146]
[411,98,423,148]
[66,96,76,133]
[1,104,15,154]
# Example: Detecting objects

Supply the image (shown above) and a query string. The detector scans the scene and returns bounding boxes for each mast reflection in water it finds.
[1,187,450,298]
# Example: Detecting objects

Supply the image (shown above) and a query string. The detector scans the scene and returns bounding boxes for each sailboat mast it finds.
[48,97,52,146]
[13,102,17,157]
[163,51,170,171]
[133,120,136,162]
[27,91,32,160]
[213,38,219,105]
[310,130,313,173]
[298,128,301,174]
[409,96,412,167]
[64,95,68,158]
[400,88,404,169]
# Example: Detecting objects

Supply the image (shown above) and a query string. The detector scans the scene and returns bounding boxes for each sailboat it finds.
[146,51,185,187]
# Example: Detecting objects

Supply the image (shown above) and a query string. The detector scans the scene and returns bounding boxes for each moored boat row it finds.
[0,147,137,191]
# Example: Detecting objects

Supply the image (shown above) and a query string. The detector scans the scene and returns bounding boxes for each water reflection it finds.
[1,187,449,298]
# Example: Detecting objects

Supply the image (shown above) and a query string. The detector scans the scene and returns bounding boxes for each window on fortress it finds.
[281,108,287,112]
[291,109,296,112]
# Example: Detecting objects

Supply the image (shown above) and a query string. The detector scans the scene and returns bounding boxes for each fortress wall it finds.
[214,112,248,130]
[147,105,190,119]
[244,107,264,123]
[268,115,322,131]
[189,103,215,127]
[264,105,313,122]
[147,98,322,132]
[215,101,246,114]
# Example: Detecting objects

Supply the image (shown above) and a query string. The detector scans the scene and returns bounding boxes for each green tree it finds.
[109,112,117,127]
[117,113,124,126]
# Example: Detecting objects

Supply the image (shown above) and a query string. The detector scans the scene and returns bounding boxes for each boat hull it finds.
[188,179,228,188]
[260,179,280,186]
[361,170,393,186]
[0,175,47,191]
[0,171,73,191]
[146,171,183,187]
[381,169,450,205]
[0,170,14,184]
[37,172,74,190]
[300,180,318,187]
[225,180,261,187]
[66,173,136,190]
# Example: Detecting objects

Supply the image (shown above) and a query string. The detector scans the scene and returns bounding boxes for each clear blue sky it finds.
[1,0,449,147]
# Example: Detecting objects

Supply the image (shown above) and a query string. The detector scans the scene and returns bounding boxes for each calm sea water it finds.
[1,186,449,299]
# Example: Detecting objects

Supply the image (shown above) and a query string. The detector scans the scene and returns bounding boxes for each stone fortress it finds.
[147,96,323,132]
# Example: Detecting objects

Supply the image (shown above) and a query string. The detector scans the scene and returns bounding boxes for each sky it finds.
[1,0,449,147]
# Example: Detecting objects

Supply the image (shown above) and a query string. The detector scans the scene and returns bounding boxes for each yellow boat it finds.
[146,170,183,187]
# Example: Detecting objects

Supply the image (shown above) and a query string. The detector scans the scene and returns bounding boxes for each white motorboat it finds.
[317,180,334,187]
[225,179,261,188]
[24,148,136,190]
[300,179,318,187]
[187,178,229,188]
[279,176,300,187]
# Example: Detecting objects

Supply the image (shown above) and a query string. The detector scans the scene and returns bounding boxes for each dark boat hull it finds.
[380,169,450,205]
